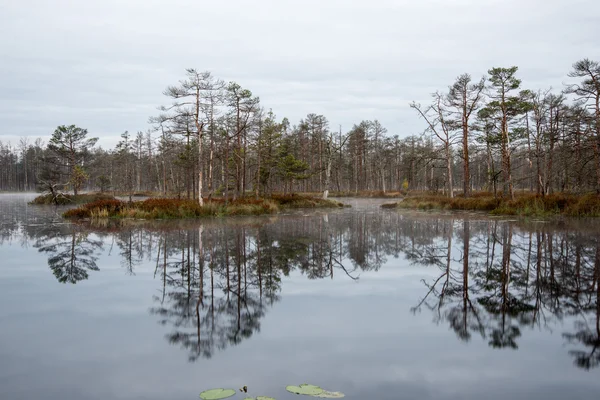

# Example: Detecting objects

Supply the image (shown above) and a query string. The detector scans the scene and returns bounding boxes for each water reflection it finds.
[97,215,377,361]
[34,224,104,283]
[4,201,600,370]
[407,217,600,370]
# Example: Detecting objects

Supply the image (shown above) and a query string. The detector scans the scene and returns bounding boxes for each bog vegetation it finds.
[384,192,600,217]
[63,195,345,219]
[1,59,599,212]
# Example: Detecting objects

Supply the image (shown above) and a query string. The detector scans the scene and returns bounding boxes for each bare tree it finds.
[323,125,352,199]
[566,59,600,192]
[411,92,457,198]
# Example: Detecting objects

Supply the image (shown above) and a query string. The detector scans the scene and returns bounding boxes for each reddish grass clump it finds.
[63,199,125,218]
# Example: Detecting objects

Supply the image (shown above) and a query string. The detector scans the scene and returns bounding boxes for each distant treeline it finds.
[0,58,599,199]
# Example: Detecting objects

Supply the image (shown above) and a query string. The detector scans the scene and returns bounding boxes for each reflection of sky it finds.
[0,196,599,400]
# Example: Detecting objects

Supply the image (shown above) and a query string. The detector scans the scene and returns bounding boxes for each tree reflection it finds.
[141,212,383,361]
[562,238,600,370]
[8,202,600,369]
[114,229,143,275]
[106,213,599,367]
[34,225,103,284]
[407,215,600,368]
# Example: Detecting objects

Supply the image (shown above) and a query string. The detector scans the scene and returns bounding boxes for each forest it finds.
[0,58,599,202]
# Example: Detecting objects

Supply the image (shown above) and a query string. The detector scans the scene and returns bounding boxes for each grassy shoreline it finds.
[63,194,346,220]
[382,193,600,217]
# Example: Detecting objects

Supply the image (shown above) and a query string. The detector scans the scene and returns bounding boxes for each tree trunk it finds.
[446,143,454,198]
[546,136,555,195]
[224,136,230,204]
[236,99,242,199]
[256,137,261,200]
[595,94,600,193]
[501,130,514,199]
[242,129,247,198]
[536,143,544,196]
[323,154,332,200]
[198,131,203,206]
[462,118,470,197]
[501,93,514,200]
[208,138,214,200]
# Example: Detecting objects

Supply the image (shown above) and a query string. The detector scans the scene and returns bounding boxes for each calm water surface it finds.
[1,194,599,400]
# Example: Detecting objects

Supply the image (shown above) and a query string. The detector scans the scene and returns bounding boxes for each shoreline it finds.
[381,193,600,218]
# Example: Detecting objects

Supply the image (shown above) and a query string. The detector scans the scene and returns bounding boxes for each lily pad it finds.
[244,397,275,400]
[286,385,324,396]
[315,391,344,398]
[200,388,236,400]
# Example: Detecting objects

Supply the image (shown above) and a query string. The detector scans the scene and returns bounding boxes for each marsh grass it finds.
[63,194,343,220]
[387,192,600,217]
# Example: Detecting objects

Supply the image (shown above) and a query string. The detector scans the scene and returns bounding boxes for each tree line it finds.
[0,58,598,199]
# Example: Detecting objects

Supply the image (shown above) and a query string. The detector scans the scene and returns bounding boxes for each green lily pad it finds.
[286,385,324,396]
[243,397,275,400]
[315,391,344,399]
[200,388,236,400]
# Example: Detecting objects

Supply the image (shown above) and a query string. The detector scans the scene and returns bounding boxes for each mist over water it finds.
[1,194,599,400]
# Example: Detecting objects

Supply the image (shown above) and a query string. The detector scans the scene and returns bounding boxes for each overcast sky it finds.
[1,0,598,149]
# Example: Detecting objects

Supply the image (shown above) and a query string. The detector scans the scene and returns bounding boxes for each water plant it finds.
[285,385,324,396]
[314,391,344,398]
[199,383,344,400]
[286,384,344,398]
[200,388,237,400]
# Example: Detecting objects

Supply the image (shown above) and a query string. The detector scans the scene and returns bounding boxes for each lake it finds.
[0,193,599,400]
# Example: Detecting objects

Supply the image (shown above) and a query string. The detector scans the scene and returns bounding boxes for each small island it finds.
[62,194,345,219]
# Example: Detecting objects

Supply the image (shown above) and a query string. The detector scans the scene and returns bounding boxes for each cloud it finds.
[1,0,599,149]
